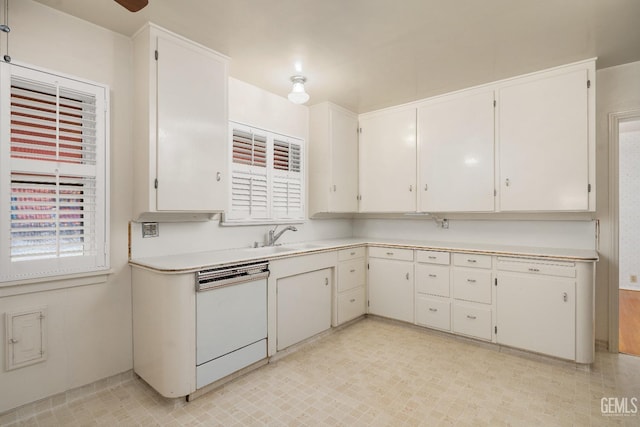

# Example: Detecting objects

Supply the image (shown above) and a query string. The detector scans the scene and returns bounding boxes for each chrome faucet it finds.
[267,225,297,246]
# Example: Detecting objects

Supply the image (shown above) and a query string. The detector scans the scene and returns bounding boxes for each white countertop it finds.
[129,238,599,273]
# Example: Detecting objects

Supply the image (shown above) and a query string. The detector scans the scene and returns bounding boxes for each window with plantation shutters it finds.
[227,121,304,222]
[228,125,269,220]
[272,138,303,219]
[0,63,109,283]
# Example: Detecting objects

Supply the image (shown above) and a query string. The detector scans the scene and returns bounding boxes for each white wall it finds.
[0,1,133,413]
[618,125,640,290]
[353,218,597,249]
[596,60,640,342]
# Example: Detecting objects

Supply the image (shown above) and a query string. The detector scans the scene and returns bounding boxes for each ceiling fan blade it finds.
[114,0,148,12]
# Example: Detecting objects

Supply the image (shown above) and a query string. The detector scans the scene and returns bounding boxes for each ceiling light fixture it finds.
[288,75,309,104]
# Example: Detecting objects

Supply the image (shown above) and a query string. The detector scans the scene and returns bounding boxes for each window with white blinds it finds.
[227,122,304,222]
[0,63,109,283]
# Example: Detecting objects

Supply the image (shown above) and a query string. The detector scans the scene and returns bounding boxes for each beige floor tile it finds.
[5,317,640,426]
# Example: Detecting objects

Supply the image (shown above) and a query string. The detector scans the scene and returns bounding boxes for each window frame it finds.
[0,61,110,285]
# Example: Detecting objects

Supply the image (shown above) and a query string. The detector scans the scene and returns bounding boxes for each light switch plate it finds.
[142,222,159,238]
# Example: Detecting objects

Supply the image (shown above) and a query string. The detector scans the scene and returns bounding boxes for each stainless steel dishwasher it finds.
[195,261,269,388]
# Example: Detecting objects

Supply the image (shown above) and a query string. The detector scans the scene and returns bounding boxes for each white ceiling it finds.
[34,0,640,113]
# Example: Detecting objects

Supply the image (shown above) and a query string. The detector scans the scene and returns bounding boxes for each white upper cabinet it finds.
[358,108,417,212]
[309,102,359,215]
[417,90,495,212]
[497,65,593,211]
[132,24,229,220]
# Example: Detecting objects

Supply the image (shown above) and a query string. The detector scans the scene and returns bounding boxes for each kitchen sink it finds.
[279,243,325,250]
[244,246,293,255]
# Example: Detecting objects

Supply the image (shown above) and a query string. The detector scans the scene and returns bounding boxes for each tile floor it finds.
[3,317,640,426]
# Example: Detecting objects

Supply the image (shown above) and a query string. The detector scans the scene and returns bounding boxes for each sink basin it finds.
[279,243,325,250]
[244,246,292,255]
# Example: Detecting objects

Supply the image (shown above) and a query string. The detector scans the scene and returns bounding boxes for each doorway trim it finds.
[608,109,640,353]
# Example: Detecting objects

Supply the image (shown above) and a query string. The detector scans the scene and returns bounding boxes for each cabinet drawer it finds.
[416,250,450,265]
[338,258,366,292]
[496,257,576,278]
[453,253,492,269]
[415,264,450,297]
[416,296,450,331]
[338,247,366,261]
[453,269,492,304]
[452,302,492,341]
[337,286,366,324]
[369,247,414,261]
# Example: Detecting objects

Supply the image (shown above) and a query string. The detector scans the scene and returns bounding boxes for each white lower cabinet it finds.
[496,268,577,360]
[416,295,451,331]
[452,302,493,341]
[335,247,366,325]
[338,286,366,325]
[368,249,414,323]
[277,268,332,350]
[451,253,494,341]
[452,268,492,304]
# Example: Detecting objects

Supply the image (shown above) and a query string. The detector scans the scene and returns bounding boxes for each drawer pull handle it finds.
[350,251,356,256]
[528,268,540,272]
[387,252,394,256]
[466,315,477,320]
[467,279,476,283]
[350,298,356,303]
[429,308,438,312]
[406,273,410,280]
[350,269,356,273]
[563,292,568,302]
[467,259,477,263]
[325,278,329,286]
[428,256,437,259]
[428,274,437,278]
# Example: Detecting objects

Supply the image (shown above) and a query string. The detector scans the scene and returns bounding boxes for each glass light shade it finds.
[288,77,310,104]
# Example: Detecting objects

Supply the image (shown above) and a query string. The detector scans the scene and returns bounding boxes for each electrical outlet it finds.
[631,275,638,283]
[142,222,159,238]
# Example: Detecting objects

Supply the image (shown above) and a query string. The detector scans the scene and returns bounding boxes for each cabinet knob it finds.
[405,272,410,280]
[350,298,356,303]
[386,252,394,256]
[528,268,540,272]
[325,278,329,286]
[350,251,356,256]
[467,259,477,263]
[505,178,510,187]
[428,308,438,312]
[424,184,428,191]
[562,292,568,302]
[333,184,337,192]
[466,315,477,320]
[216,172,222,182]
[409,185,413,192]
[467,278,476,283]
[350,269,356,273]
[428,274,437,278]
[428,256,436,259]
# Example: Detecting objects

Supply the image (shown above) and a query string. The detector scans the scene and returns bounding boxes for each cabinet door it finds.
[359,109,416,212]
[498,69,588,211]
[368,258,414,322]
[497,273,576,360]
[418,90,495,212]
[329,107,359,212]
[277,268,332,350]
[156,35,227,211]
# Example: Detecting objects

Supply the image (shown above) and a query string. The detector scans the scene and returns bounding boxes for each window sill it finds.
[0,270,112,297]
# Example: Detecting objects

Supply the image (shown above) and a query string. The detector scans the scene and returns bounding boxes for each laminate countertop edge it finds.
[129,238,598,274]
